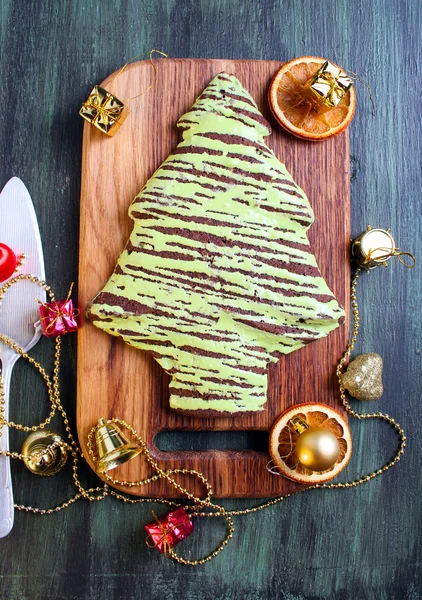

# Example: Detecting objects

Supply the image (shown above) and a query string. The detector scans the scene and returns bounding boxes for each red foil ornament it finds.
[0,243,17,282]
[145,507,194,555]
[39,298,79,337]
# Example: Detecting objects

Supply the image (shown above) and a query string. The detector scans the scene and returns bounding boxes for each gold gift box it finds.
[79,85,129,137]
[309,61,352,108]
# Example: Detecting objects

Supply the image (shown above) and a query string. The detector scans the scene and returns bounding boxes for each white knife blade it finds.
[0,177,46,537]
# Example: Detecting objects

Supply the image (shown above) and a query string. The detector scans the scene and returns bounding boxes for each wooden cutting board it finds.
[77,58,350,498]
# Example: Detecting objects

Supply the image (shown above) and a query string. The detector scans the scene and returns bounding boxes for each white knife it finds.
[0,177,46,538]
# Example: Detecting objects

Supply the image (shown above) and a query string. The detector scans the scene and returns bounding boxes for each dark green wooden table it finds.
[0,1,420,598]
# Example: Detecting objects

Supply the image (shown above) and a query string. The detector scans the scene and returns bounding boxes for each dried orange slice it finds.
[269,403,352,484]
[268,56,356,141]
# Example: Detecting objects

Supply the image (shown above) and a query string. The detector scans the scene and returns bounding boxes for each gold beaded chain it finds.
[220,268,407,519]
[86,418,235,565]
[0,270,406,566]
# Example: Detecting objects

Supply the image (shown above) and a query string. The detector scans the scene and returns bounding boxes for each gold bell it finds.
[21,430,68,477]
[94,418,142,474]
[352,226,396,270]
[352,226,416,271]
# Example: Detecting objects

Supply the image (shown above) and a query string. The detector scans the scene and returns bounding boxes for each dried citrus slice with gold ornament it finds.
[268,56,356,141]
[269,403,352,484]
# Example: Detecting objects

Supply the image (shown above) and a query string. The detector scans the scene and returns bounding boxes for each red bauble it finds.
[0,243,17,282]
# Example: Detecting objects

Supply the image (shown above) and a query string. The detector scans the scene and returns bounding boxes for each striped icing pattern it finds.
[88,73,345,413]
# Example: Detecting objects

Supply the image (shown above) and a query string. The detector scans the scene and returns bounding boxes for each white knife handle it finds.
[0,361,14,538]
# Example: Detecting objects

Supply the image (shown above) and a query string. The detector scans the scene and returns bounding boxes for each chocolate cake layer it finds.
[87,72,345,413]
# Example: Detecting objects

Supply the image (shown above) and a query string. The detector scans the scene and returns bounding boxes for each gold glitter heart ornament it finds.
[340,353,383,401]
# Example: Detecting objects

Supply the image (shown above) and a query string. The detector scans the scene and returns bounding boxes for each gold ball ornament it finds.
[269,403,352,484]
[295,427,341,471]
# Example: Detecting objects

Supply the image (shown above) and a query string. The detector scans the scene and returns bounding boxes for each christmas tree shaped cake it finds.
[88,72,345,414]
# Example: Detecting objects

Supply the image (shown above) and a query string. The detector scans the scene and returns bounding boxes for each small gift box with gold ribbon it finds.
[308,60,353,108]
[145,508,194,555]
[38,285,79,337]
[79,85,129,137]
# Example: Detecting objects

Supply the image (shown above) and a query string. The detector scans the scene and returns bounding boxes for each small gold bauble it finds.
[295,428,340,471]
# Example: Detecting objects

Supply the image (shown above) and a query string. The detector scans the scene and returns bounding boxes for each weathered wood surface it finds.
[77,58,350,498]
[0,0,421,598]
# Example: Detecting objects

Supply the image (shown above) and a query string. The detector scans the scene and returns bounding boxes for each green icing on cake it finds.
[88,72,345,413]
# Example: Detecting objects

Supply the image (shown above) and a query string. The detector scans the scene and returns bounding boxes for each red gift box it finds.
[145,507,194,555]
[39,298,79,337]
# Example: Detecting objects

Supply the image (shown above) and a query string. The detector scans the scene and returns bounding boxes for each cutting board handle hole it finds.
[154,430,269,452]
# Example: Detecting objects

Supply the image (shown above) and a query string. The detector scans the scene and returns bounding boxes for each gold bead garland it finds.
[0,271,406,565]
